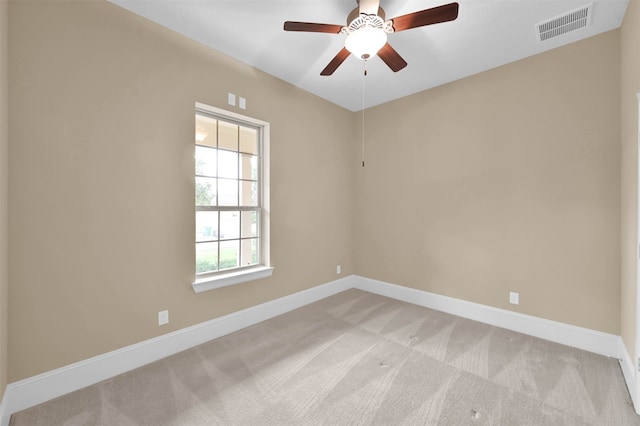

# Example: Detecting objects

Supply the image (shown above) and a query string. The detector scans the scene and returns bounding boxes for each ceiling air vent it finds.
[536,4,592,42]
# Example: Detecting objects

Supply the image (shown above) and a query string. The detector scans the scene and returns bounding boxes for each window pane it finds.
[240,154,257,181]
[195,115,217,148]
[218,150,238,179]
[196,211,218,242]
[239,126,258,154]
[195,145,216,177]
[240,181,258,206]
[195,177,216,206]
[219,240,239,270]
[240,238,258,267]
[196,241,218,274]
[218,121,238,151]
[241,211,258,238]
[252,238,258,264]
[220,211,240,240]
[218,178,238,206]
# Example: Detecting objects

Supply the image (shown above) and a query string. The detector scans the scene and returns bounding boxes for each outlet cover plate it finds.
[158,310,169,326]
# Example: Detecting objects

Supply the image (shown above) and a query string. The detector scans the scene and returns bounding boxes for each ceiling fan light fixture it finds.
[345,26,387,60]
[284,2,460,75]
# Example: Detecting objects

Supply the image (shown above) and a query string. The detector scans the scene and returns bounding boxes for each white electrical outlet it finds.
[158,310,169,326]
[509,292,519,305]
[239,97,246,110]
[228,93,236,106]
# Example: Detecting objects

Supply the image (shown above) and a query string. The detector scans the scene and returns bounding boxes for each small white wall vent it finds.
[536,4,592,42]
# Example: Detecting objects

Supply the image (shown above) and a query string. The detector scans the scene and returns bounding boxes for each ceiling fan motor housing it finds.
[346,7,385,26]
[344,8,394,35]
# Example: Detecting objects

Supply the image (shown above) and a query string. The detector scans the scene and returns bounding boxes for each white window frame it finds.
[192,102,272,293]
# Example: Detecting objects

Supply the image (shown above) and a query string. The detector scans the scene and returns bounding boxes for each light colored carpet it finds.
[10,289,639,425]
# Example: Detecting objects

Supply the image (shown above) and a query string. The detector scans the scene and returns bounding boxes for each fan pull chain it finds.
[362,62,366,167]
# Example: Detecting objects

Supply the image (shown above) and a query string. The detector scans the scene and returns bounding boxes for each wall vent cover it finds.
[536,4,592,42]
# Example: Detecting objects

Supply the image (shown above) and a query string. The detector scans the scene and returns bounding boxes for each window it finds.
[192,103,272,293]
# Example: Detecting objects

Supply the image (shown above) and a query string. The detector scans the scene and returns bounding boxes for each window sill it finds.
[192,266,274,293]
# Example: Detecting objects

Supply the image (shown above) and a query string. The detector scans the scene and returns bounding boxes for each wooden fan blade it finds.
[321,48,351,76]
[283,21,343,33]
[391,2,459,32]
[358,0,381,15]
[378,43,407,72]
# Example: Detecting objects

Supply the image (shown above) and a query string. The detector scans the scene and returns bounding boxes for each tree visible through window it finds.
[195,108,264,277]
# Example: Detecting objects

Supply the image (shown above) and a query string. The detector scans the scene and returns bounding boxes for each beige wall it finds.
[8,0,355,381]
[621,0,640,362]
[0,0,8,402]
[355,30,621,334]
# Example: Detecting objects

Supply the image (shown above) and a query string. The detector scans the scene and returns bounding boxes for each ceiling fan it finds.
[283,0,459,76]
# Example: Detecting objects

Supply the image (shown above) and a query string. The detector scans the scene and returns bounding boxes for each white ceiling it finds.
[107,0,629,111]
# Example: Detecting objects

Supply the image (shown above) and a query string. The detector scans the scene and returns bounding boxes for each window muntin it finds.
[195,109,264,278]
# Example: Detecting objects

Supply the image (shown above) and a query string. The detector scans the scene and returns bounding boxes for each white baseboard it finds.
[619,338,638,414]
[0,275,355,426]
[0,274,631,425]
[353,276,621,359]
